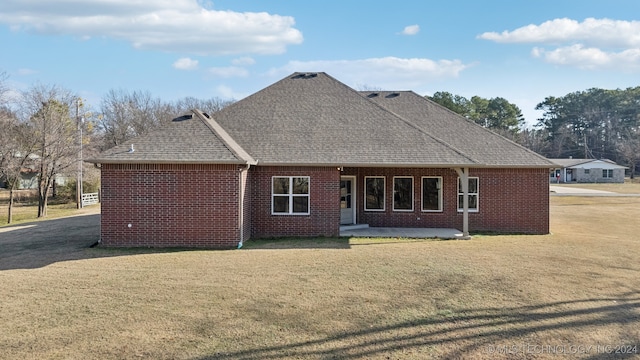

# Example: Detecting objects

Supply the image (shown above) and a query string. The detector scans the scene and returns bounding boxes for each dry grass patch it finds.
[0,203,99,225]
[0,197,639,359]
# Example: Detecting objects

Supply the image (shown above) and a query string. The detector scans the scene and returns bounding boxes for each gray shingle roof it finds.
[362,90,554,167]
[91,72,555,168]
[89,110,249,164]
[212,73,475,167]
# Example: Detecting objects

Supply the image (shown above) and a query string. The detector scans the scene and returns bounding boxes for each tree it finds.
[618,128,640,179]
[429,92,525,134]
[97,89,235,150]
[18,84,79,217]
[535,87,640,165]
[428,91,470,115]
[0,109,36,223]
[97,89,171,149]
[172,96,235,116]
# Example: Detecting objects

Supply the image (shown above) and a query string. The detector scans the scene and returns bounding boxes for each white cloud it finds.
[401,25,420,36]
[532,45,640,70]
[478,18,640,48]
[231,57,256,66]
[479,18,640,71]
[214,84,248,100]
[173,57,199,70]
[0,0,303,56]
[208,66,249,78]
[268,57,471,89]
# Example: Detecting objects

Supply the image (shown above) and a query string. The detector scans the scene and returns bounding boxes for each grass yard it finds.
[0,196,639,359]
[553,178,640,194]
[0,202,99,225]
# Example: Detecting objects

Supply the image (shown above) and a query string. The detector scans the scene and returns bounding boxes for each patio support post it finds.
[454,167,470,238]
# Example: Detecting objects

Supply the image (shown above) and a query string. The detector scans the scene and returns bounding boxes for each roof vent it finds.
[292,73,318,79]
[367,93,379,98]
[385,93,400,98]
[202,112,211,119]
[172,114,193,122]
[128,144,135,153]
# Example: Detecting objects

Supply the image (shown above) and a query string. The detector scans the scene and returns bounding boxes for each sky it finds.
[1,0,639,126]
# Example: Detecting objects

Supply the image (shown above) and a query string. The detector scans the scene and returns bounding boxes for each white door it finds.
[340,177,355,225]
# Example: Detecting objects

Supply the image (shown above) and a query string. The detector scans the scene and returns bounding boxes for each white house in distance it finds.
[549,158,628,183]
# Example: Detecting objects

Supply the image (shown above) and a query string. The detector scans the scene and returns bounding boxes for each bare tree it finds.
[618,128,640,179]
[98,89,173,149]
[0,108,36,223]
[18,84,79,217]
[172,96,235,115]
[97,90,235,150]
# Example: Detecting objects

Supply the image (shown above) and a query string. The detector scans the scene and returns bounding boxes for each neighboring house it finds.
[549,158,627,183]
[89,72,554,248]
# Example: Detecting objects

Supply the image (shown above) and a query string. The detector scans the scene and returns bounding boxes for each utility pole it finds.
[76,98,83,209]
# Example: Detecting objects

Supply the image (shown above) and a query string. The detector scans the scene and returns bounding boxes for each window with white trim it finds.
[422,177,442,212]
[364,176,385,211]
[393,176,413,211]
[272,176,310,215]
[602,169,613,178]
[457,177,479,212]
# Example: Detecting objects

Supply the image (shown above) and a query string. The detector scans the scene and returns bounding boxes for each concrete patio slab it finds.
[340,226,467,240]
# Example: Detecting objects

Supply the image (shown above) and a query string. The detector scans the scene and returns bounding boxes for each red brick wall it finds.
[249,166,340,238]
[100,163,241,248]
[342,167,549,234]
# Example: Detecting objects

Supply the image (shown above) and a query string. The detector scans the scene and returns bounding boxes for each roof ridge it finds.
[192,109,257,165]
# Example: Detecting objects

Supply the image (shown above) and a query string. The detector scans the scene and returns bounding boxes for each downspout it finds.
[237,163,251,249]
[454,167,471,239]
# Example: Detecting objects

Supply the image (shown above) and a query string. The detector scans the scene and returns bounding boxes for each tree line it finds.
[428,88,640,177]
[0,71,233,223]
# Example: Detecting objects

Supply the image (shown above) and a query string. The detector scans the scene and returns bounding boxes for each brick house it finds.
[89,72,554,248]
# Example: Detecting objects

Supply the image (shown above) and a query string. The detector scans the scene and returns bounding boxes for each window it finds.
[272,177,310,215]
[393,177,413,211]
[603,169,613,178]
[422,177,442,212]
[584,169,590,175]
[457,177,479,212]
[364,176,385,211]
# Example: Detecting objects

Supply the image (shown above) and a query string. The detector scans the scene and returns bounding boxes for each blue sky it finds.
[1,0,639,126]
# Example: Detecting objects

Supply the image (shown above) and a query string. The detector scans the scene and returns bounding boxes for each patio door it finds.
[340,177,355,225]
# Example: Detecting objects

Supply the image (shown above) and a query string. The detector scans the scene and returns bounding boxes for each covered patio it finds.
[339,224,468,240]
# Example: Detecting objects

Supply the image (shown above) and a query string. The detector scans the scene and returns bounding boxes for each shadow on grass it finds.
[194,293,640,360]
[0,214,106,270]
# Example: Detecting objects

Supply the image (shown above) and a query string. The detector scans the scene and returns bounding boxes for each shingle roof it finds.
[212,73,475,167]
[89,110,250,164]
[549,158,627,168]
[361,91,554,167]
[91,72,555,168]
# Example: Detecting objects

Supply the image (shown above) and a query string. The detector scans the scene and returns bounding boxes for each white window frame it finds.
[364,176,385,212]
[602,169,613,178]
[393,176,414,212]
[421,176,443,212]
[457,177,479,213]
[271,176,310,215]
